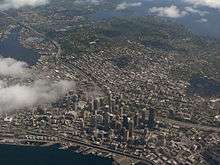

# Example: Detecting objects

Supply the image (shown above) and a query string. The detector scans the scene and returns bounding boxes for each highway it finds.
[159,117,220,133]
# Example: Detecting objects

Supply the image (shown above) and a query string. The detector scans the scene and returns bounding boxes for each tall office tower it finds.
[65,96,71,111]
[119,93,123,104]
[118,95,124,110]
[108,91,113,113]
[115,105,119,114]
[81,110,85,120]
[71,94,79,102]
[103,106,110,130]
[80,118,85,128]
[73,102,78,111]
[115,94,122,105]
[133,112,139,128]
[99,97,105,108]
[73,95,79,110]
[122,114,129,129]
[110,117,117,129]
[88,101,94,113]
[92,115,97,128]
[115,121,122,131]
[108,129,115,140]
[111,99,116,113]
[120,107,124,117]
[121,127,129,142]
[148,108,155,130]
[141,108,146,120]
[115,96,120,105]
[140,109,146,127]
[128,119,134,139]
[93,98,100,111]
[66,94,78,110]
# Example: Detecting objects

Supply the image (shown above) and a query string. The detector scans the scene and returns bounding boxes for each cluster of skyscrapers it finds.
[74,91,157,142]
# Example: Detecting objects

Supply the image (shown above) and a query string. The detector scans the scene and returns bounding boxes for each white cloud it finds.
[74,0,101,5]
[197,18,208,23]
[0,80,7,89]
[0,0,49,10]
[185,6,209,16]
[0,57,30,78]
[116,2,142,10]
[0,57,75,112]
[149,5,188,18]
[184,0,220,9]
[0,80,74,112]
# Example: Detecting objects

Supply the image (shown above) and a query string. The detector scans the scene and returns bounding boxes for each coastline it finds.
[0,143,113,165]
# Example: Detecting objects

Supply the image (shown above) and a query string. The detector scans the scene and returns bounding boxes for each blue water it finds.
[0,144,112,165]
[0,27,39,65]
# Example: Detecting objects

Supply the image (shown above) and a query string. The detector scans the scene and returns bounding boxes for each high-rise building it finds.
[99,97,105,108]
[148,108,155,130]
[93,98,100,111]
[122,114,129,129]
[88,101,94,112]
[140,109,146,128]
[91,115,97,128]
[120,107,124,117]
[111,99,116,113]
[114,105,119,115]
[133,112,139,128]
[108,91,113,113]
[73,102,78,111]
[115,121,122,131]
[128,119,134,139]
[67,94,79,111]
[121,127,129,142]
[108,129,115,140]
[80,118,85,128]
[103,106,110,131]
[141,109,146,123]
[81,110,85,120]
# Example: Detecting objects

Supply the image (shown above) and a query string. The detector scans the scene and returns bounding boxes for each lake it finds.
[0,26,40,65]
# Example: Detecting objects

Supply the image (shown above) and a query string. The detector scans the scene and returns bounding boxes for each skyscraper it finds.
[103,106,110,131]
[99,97,105,107]
[133,112,139,128]
[121,127,129,142]
[93,98,100,111]
[148,108,155,130]
[128,119,134,139]
[140,109,146,128]
[122,114,129,129]
[111,99,116,113]
[108,91,113,113]
[88,101,94,113]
